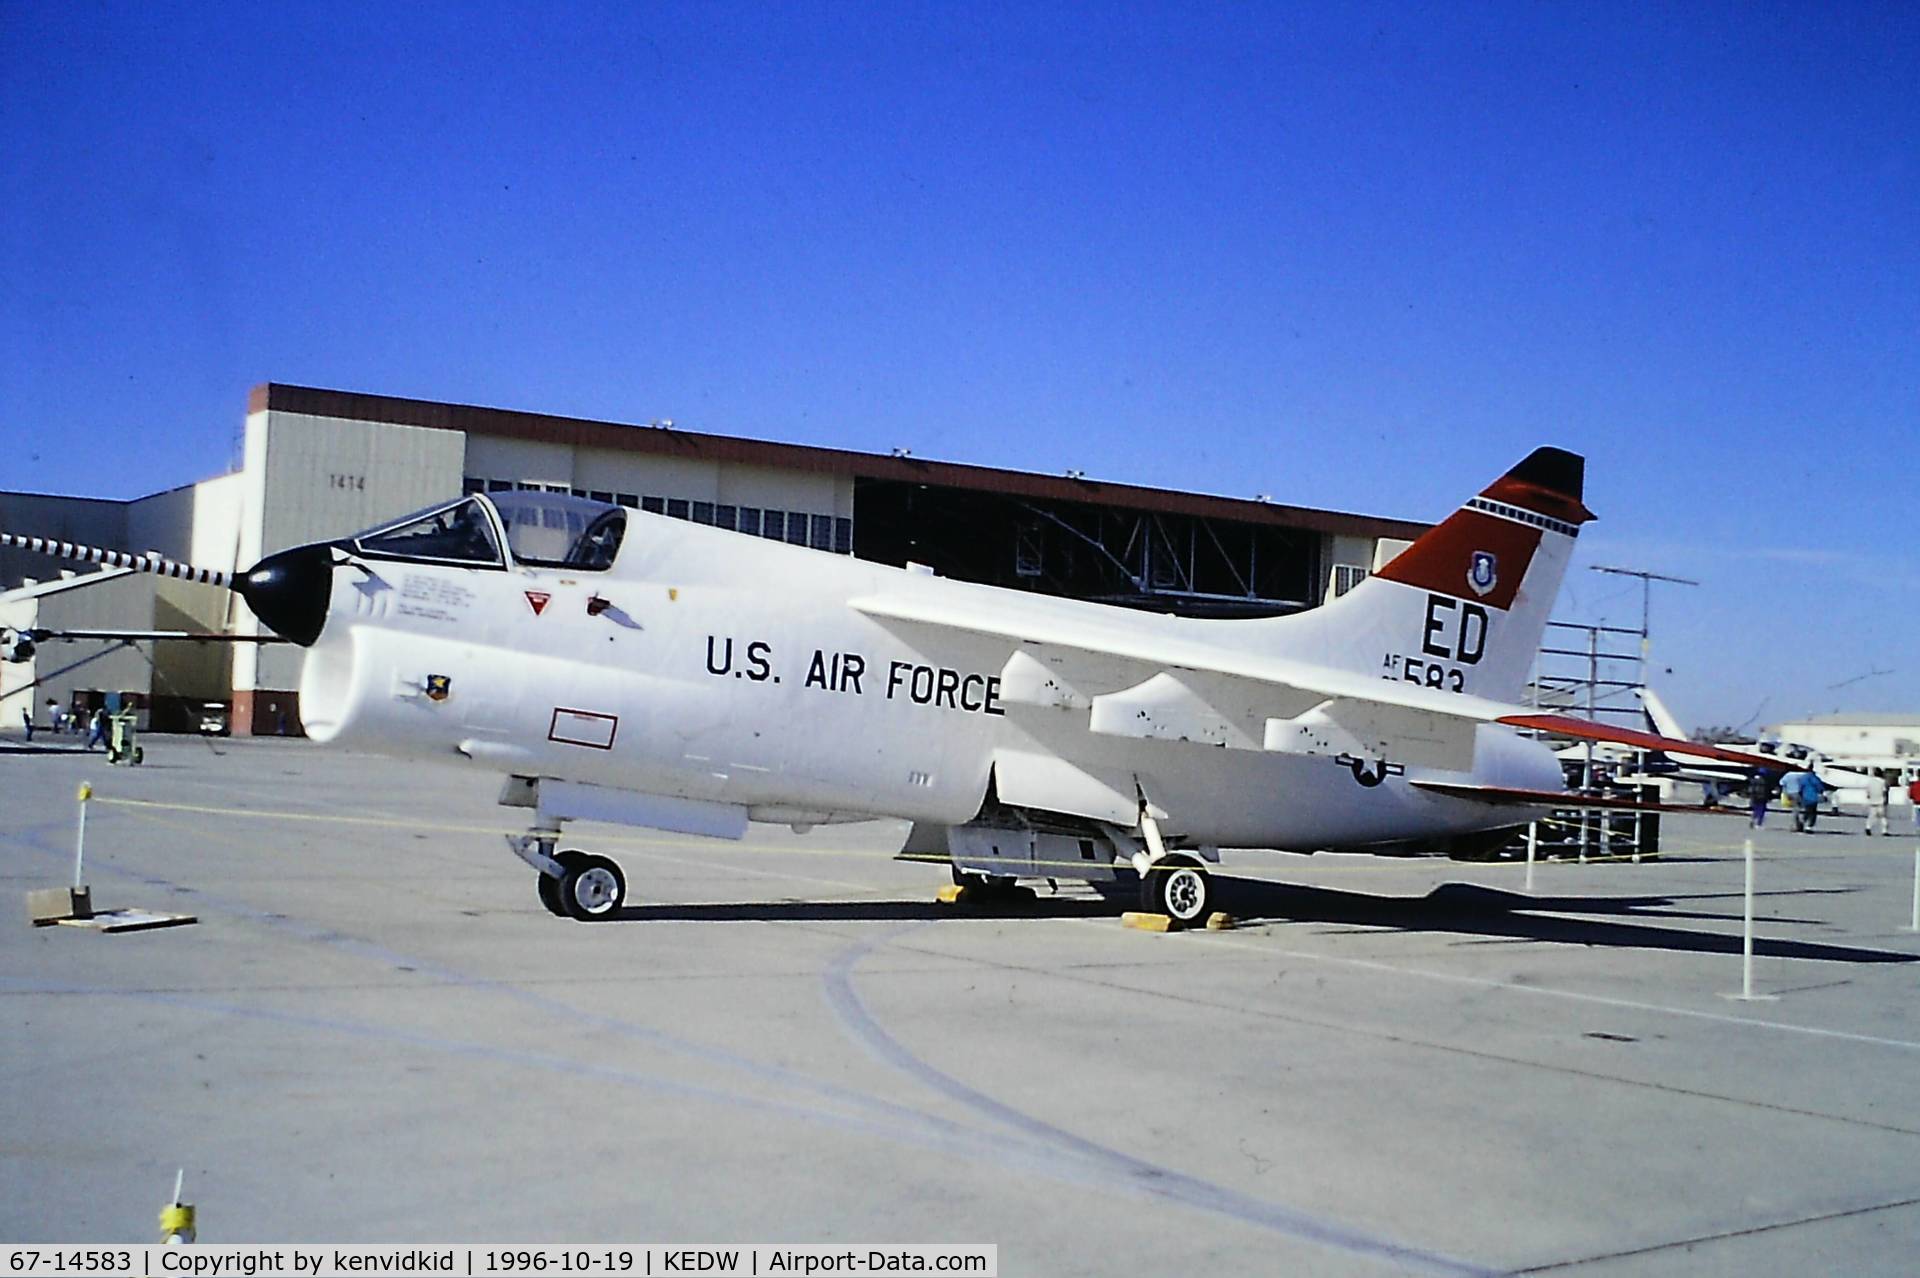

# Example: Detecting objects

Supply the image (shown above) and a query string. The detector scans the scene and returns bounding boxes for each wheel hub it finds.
[1165,869,1203,919]
[574,866,620,913]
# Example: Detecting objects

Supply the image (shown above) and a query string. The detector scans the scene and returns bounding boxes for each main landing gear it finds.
[1128,800,1216,929]
[1139,854,1213,928]
[512,834,627,922]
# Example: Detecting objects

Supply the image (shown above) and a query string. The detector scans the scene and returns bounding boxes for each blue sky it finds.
[3,3,1915,726]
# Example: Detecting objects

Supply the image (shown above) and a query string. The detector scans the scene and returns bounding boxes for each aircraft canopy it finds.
[348,493,626,571]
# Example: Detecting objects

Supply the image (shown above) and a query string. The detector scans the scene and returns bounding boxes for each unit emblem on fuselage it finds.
[425,674,452,703]
[1467,551,1498,598]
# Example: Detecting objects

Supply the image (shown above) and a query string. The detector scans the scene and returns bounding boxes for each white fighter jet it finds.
[3,448,1792,925]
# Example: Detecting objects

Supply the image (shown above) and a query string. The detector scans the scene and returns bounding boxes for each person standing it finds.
[1786,770,1823,832]
[1865,773,1890,836]
[1784,770,1809,832]
[1799,771,1828,832]
[86,706,109,751]
[1747,768,1775,828]
[20,706,33,742]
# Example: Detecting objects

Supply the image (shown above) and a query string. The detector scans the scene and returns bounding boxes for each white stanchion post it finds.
[1525,822,1537,894]
[1723,836,1777,1002]
[72,781,92,889]
[1909,846,1918,934]
[1741,836,1756,999]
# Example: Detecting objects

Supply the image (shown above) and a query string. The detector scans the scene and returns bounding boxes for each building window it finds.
[761,510,786,540]
[546,484,571,494]
[642,496,665,514]
[810,513,833,550]
[1330,564,1369,598]
[1015,523,1044,577]
[463,476,485,494]
[833,517,853,554]
[487,479,514,492]
[516,481,544,491]
[666,498,690,520]
[1146,528,1179,589]
[787,515,810,546]
[736,508,761,536]
[715,504,736,531]
[616,493,638,508]
[692,501,715,525]
[590,490,613,504]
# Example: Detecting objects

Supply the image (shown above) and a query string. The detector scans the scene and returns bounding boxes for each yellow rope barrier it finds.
[81,792,1905,881]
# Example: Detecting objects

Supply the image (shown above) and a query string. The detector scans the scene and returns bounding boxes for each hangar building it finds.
[2,384,1427,735]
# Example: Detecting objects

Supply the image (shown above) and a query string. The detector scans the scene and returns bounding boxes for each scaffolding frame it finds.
[1526,567,1699,863]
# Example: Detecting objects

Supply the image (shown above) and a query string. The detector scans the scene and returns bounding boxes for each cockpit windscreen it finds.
[351,497,503,566]
[346,493,627,571]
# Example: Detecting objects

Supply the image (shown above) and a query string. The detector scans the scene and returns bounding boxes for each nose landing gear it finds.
[510,834,627,922]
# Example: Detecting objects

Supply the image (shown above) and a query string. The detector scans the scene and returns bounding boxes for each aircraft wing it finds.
[849,592,1518,721]
[849,594,1797,774]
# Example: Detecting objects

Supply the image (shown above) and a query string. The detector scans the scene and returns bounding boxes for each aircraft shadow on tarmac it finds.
[1213,879,1917,964]
[609,877,1917,965]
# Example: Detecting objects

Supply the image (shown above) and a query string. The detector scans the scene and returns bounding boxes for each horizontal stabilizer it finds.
[1413,780,1748,815]
[1496,713,1795,773]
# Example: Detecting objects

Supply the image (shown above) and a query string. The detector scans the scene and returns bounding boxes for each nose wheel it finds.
[562,854,626,920]
[525,846,627,921]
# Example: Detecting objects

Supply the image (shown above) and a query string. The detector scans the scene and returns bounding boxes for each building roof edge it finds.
[253,382,1430,539]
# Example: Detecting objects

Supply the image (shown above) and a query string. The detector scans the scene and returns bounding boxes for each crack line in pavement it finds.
[1510,1191,1920,1273]
[822,923,1495,1277]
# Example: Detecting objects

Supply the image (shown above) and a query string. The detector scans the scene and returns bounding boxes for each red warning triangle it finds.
[524,591,551,616]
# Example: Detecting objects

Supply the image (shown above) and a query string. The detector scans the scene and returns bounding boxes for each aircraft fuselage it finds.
[301,510,1560,851]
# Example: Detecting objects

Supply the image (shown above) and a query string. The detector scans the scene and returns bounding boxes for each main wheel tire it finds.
[538,850,586,917]
[559,854,626,921]
[1141,858,1212,928]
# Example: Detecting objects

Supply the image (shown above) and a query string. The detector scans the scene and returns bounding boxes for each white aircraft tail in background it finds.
[1636,686,1691,742]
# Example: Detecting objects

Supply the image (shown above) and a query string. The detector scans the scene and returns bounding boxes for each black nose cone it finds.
[237,543,334,646]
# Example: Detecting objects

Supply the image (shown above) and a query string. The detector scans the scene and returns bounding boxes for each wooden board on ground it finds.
[55,909,197,933]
